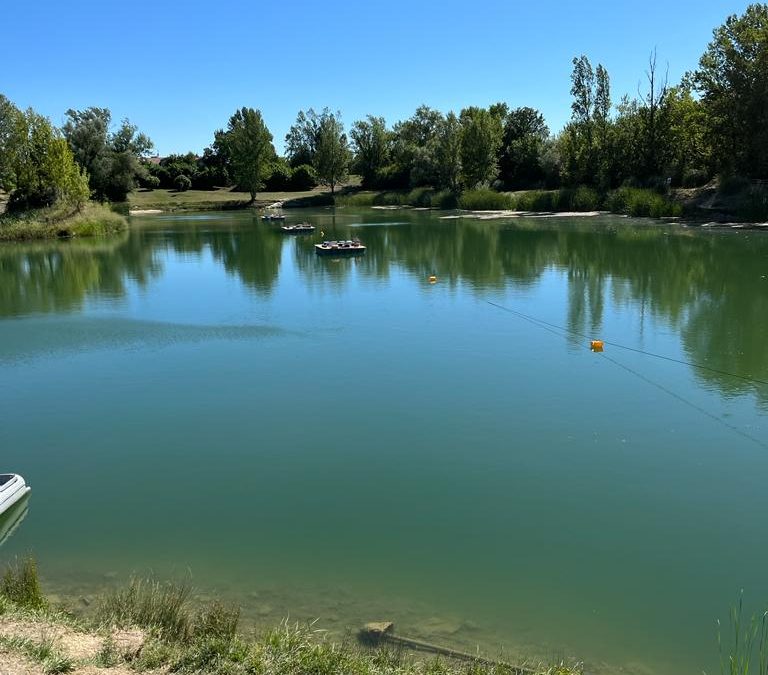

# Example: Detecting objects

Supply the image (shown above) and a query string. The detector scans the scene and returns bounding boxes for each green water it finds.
[1,208,767,674]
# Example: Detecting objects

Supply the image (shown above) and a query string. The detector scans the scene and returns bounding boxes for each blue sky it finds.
[1,0,751,156]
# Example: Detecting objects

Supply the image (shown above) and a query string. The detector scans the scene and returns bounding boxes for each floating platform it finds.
[281,223,315,233]
[262,214,286,221]
[315,240,366,255]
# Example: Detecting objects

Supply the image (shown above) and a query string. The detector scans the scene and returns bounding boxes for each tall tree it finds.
[498,107,549,188]
[222,107,275,203]
[433,112,463,193]
[313,111,350,194]
[694,3,768,177]
[459,106,503,188]
[6,108,89,210]
[638,49,669,180]
[63,107,153,201]
[350,115,390,188]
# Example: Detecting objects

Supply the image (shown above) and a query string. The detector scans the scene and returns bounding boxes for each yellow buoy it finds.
[428,275,437,284]
[590,340,604,352]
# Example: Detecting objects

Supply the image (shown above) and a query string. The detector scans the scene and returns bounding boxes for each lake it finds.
[1,207,767,674]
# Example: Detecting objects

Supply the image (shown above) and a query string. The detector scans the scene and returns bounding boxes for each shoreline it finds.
[0,557,582,675]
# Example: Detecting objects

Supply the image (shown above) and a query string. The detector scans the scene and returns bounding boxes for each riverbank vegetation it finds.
[1,3,766,238]
[0,557,581,675]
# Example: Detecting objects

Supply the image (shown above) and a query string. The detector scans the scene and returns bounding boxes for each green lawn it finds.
[128,177,362,212]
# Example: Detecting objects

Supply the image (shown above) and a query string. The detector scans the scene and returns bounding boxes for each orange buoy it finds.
[428,275,437,284]
[590,340,604,352]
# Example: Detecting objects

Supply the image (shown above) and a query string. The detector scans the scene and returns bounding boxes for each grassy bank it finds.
[126,181,364,212]
[336,186,683,218]
[0,557,580,675]
[0,203,127,242]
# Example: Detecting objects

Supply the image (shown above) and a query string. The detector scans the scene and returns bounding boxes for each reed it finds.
[717,593,768,675]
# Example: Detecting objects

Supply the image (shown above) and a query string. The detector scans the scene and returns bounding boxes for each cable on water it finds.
[484,300,768,388]
[484,299,768,451]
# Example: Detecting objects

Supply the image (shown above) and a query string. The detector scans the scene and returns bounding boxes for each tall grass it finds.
[718,594,768,675]
[0,202,127,241]
[96,577,192,641]
[1,555,46,610]
[336,188,458,208]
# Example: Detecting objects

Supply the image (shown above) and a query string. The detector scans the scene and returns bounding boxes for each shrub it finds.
[605,187,682,218]
[173,175,192,192]
[289,164,318,191]
[459,188,514,210]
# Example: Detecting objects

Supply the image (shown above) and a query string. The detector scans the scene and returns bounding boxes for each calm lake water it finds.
[1,207,767,674]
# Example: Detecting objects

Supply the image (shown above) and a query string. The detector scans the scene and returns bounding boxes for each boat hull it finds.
[0,474,31,517]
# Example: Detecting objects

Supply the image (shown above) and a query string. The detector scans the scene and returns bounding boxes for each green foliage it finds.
[289,163,317,191]
[313,109,351,194]
[219,107,276,202]
[1,555,46,610]
[174,174,192,192]
[350,115,391,188]
[62,107,153,201]
[459,189,514,210]
[0,202,127,241]
[499,107,549,189]
[694,4,768,178]
[459,106,503,188]
[604,187,682,217]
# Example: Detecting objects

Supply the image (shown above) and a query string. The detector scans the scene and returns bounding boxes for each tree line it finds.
[1,4,766,214]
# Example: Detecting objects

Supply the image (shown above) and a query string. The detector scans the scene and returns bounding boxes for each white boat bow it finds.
[0,474,31,516]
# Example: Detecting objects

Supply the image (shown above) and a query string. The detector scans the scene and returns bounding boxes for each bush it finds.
[173,175,192,192]
[605,187,682,218]
[458,188,514,210]
[264,161,293,191]
[288,164,317,191]
[141,174,161,190]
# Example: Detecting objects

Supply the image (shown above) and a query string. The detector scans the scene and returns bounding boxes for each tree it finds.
[694,3,768,177]
[0,95,24,193]
[286,108,350,194]
[62,107,154,201]
[638,49,669,181]
[498,107,549,188]
[6,108,89,211]
[313,111,351,194]
[593,65,612,188]
[350,116,390,187]
[221,107,275,203]
[390,105,443,187]
[459,106,503,188]
[433,112,463,193]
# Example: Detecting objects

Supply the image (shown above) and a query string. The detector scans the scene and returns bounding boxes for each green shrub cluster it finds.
[604,187,682,218]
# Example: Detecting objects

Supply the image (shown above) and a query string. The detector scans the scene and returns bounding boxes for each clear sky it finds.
[0,0,751,156]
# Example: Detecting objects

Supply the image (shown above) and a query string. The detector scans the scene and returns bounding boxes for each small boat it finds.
[281,223,316,233]
[261,213,287,221]
[0,474,31,517]
[315,240,366,255]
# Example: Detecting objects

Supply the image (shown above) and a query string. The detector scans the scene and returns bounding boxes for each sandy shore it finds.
[128,209,164,215]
